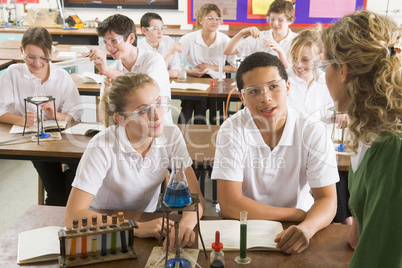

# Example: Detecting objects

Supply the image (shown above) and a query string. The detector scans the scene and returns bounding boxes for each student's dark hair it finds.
[97,14,137,46]
[21,27,52,58]
[236,52,288,91]
[267,0,295,22]
[140,12,163,28]
[101,73,157,127]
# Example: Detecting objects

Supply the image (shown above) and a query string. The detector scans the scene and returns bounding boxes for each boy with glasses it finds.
[211,52,339,254]
[89,14,172,123]
[138,12,182,79]
[224,0,297,68]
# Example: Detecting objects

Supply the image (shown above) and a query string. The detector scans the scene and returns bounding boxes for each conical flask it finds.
[163,161,192,208]
[32,83,48,102]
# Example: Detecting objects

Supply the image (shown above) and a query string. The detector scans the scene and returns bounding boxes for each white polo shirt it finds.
[179,30,238,79]
[211,106,339,212]
[101,49,173,124]
[137,36,181,71]
[0,63,82,121]
[287,67,334,123]
[72,124,193,212]
[237,29,298,59]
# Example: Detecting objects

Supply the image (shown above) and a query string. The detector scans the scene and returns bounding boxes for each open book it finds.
[9,120,67,134]
[80,71,104,84]
[63,123,105,136]
[199,220,283,251]
[170,81,210,91]
[17,226,61,264]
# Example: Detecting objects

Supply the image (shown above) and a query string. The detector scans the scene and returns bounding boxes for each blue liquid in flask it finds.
[163,182,192,207]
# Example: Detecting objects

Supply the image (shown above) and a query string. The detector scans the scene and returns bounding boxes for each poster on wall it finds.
[188,0,367,26]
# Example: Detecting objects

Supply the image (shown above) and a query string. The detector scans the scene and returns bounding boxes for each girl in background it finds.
[0,26,82,206]
[286,26,334,123]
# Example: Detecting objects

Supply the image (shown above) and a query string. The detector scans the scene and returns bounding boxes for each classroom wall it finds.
[29,0,400,26]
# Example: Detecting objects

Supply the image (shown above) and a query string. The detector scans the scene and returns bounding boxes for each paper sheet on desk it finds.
[170,81,210,91]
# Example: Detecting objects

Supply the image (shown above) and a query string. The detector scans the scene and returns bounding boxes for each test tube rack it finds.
[58,219,138,267]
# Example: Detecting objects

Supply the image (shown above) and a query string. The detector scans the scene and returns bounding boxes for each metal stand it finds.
[22,96,61,145]
[157,193,207,267]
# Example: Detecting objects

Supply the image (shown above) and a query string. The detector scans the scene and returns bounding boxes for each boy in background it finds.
[138,12,182,78]
[224,0,297,68]
[89,14,172,123]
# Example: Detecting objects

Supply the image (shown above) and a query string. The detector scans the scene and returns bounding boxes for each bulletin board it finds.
[188,0,367,26]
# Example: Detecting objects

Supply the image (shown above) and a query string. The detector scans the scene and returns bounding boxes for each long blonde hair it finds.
[196,3,221,30]
[289,25,323,61]
[101,73,157,127]
[322,10,402,152]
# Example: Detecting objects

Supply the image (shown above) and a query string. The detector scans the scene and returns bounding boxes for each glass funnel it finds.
[163,161,192,208]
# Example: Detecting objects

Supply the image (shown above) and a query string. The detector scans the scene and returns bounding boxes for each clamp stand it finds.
[22,96,61,145]
[157,193,207,267]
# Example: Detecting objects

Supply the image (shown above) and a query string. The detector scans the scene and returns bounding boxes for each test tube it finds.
[118,212,128,253]
[69,219,79,261]
[81,217,88,259]
[100,214,108,256]
[91,215,98,257]
[110,214,117,254]
[234,211,251,264]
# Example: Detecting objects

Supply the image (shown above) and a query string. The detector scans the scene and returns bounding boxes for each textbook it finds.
[198,219,283,251]
[9,120,67,134]
[80,71,103,84]
[170,81,210,91]
[17,226,61,264]
[63,123,105,136]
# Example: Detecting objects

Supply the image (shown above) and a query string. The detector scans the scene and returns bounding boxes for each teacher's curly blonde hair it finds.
[321,10,402,152]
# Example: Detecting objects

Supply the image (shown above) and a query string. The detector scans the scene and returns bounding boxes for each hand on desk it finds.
[164,220,196,252]
[40,102,55,119]
[187,68,208,78]
[274,225,311,254]
[135,217,174,239]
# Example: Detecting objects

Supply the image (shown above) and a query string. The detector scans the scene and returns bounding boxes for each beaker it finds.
[163,161,192,207]
[178,63,187,82]
[32,83,49,102]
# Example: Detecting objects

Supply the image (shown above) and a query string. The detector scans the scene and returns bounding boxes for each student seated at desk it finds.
[286,26,333,122]
[0,26,82,206]
[211,52,339,254]
[138,12,181,79]
[178,3,237,124]
[65,73,205,250]
[321,10,402,267]
[224,0,297,69]
[88,14,172,124]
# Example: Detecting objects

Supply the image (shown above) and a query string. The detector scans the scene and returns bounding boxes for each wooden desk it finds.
[0,205,353,267]
[0,40,98,63]
[0,123,216,166]
[0,122,350,171]
[0,59,13,69]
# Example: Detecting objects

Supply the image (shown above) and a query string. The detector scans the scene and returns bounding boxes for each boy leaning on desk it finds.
[211,52,339,254]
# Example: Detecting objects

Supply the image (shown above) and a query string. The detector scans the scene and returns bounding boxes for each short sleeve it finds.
[72,136,110,195]
[0,68,16,117]
[211,123,245,182]
[303,121,340,188]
